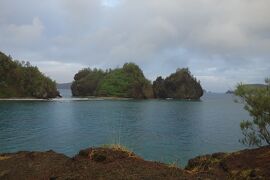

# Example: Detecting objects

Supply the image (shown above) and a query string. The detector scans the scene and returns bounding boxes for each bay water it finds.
[0,90,249,166]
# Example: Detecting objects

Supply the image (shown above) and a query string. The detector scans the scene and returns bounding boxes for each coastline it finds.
[0,98,49,101]
[0,97,201,101]
[0,97,133,101]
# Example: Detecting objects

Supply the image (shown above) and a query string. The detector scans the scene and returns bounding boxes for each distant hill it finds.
[226,90,234,94]
[242,84,267,89]
[57,83,72,89]
[226,84,267,94]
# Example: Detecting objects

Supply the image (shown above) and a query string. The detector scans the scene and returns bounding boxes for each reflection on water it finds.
[0,90,249,165]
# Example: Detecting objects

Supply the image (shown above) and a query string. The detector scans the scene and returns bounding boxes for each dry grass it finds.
[102,144,135,157]
[0,156,10,160]
[167,161,181,168]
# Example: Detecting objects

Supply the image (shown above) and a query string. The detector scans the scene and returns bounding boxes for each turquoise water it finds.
[0,90,249,166]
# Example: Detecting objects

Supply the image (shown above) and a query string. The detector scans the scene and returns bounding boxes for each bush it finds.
[235,78,270,146]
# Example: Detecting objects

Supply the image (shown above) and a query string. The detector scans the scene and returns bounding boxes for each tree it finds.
[0,51,59,99]
[71,68,106,96]
[235,78,270,147]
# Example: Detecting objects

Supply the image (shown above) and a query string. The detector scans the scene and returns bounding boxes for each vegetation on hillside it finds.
[71,63,154,99]
[0,51,59,99]
[235,78,270,146]
[153,68,203,99]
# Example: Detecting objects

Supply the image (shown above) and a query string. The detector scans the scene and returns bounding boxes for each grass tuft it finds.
[167,160,181,168]
[102,144,134,157]
[0,156,10,160]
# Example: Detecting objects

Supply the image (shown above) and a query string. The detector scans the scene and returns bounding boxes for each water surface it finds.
[0,90,249,165]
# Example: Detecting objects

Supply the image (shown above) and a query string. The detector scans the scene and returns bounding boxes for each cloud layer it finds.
[0,0,269,92]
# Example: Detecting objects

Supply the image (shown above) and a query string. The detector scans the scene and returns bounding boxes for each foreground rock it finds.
[0,147,189,180]
[0,146,269,179]
[186,145,270,179]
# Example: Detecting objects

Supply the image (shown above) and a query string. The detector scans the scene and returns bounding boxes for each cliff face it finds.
[0,51,59,99]
[0,146,269,179]
[153,68,203,99]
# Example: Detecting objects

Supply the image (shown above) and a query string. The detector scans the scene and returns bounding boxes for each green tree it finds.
[71,68,105,96]
[96,63,153,98]
[235,78,270,147]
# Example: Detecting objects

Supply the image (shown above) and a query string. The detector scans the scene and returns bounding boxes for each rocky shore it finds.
[0,145,269,179]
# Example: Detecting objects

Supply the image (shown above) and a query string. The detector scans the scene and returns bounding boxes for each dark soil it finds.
[0,146,269,179]
[186,145,270,179]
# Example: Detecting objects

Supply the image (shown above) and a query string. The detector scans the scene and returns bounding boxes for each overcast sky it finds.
[0,0,269,92]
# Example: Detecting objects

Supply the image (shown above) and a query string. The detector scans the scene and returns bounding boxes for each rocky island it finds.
[0,51,60,99]
[0,145,269,179]
[153,68,203,99]
[72,64,203,99]
[71,63,154,99]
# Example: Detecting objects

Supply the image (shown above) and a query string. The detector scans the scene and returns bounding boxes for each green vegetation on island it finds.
[71,63,154,99]
[153,68,203,99]
[72,64,203,99]
[0,51,59,99]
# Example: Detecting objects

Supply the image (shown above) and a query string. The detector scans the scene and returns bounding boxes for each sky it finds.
[0,0,269,92]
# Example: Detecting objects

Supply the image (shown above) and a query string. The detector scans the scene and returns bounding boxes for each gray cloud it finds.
[0,0,269,92]
[0,17,44,47]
